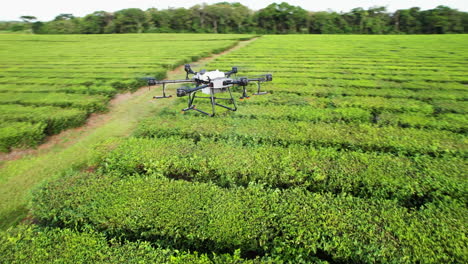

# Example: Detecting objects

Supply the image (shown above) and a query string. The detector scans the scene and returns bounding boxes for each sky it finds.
[2,0,467,21]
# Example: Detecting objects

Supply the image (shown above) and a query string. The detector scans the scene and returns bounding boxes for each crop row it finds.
[6,64,467,76]
[217,58,468,68]
[236,103,466,133]
[245,93,435,113]
[268,78,468,91]
[216,59,468,71]
[378,112,467,133]
[33,172,467,263]
[209,62,467,73]
[171,99,371,121]
[169,100,466,133]
[210,65,467,81]
[240,92,468,114]
[234,70,468,83]
[0,122,45,152]
[268,82,467,101]
[0,92,109,113]
[0,104,88,135]
[1,72,149,79]
[1,225,257,264]
[0,75,159,93]
[134,115,466,156]
[94,137,467,206]
[0,84,117,96]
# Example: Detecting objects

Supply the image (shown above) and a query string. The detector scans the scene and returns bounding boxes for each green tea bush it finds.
[0,225,266,263]
[0,104,88,134]
[0,122,46,152]
[0,92,109,113]
[0,84,117,96]
[431,99,468,114]
[271,82,465,100]
[378,112,467,133]
[331,96,434,113]
[95,137,467,207]
[32,173,468,263]
[169,100,371,123]
[236,93,435,113]
[134,116,466,156]
[33,173,279,255]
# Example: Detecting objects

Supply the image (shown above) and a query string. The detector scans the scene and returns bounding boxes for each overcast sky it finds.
[3,0,467,21]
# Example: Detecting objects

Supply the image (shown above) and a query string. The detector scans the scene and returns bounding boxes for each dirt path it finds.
[0,37,257,163]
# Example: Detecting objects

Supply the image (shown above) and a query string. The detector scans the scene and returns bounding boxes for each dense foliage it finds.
[0,225,262,263]
[32,172,467,263]
[0,34,249,151]
[4,2,468,34]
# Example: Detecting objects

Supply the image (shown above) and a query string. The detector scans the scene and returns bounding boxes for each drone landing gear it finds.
[253,81,268,96]
[153,83,172,99]
[183,88,237,117]
[240,81,268,99]
[240,84,250,100]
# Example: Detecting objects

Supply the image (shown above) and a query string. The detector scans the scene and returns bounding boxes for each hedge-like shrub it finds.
[0,122,46,152]
[0,225,267,263]
[134,115,467,156]
[95,137,467,207]
[0,104,88,134]
[32,173,468,263]
[0,92,109,113]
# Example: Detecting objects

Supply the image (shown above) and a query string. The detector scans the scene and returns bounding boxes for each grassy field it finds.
[0,34,249,151]
[1,35,467,263]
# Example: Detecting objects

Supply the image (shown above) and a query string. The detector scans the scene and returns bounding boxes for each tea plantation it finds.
[1,35,467,263]
[0,34,248,151]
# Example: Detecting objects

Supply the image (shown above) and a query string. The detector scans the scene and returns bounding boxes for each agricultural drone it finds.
[143,64,272,116]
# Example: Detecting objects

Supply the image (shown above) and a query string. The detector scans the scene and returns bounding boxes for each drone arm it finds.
[176,84,210,97]
[224,67,238,78]
[223,74,273,86]
[246,74,273,82]
[153,79,195,85]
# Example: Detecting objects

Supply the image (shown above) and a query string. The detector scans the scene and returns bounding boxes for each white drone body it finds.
[193,70,233,94]
[146,64,271,116]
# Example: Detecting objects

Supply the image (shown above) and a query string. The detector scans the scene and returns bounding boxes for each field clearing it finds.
[0,34,250,151]
[1,35,468,263]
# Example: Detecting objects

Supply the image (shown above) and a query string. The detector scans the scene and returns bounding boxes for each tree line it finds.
[4,2,468,34]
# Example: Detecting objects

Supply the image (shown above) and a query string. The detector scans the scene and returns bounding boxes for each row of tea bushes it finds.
[170,100,466,133]
[0,122,46,152]
[431,99,468,114]
[0,84,118,96]
[0,92,109,113]
[32,173,467,263]
[213,67,468,82]
[0,225,263,264]
[94,137,467,207]
[0,104,88,134]
[241,93,435,113]
[134,116,466,156]
[269,82,466,101]
[170,100,372,123]
[378,112,467,133]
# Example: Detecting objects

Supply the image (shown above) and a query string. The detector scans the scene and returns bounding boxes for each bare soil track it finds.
[0,37,257,163]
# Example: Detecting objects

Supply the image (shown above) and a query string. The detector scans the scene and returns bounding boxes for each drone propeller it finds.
[184,64,197,80]
[225,66,238,77]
